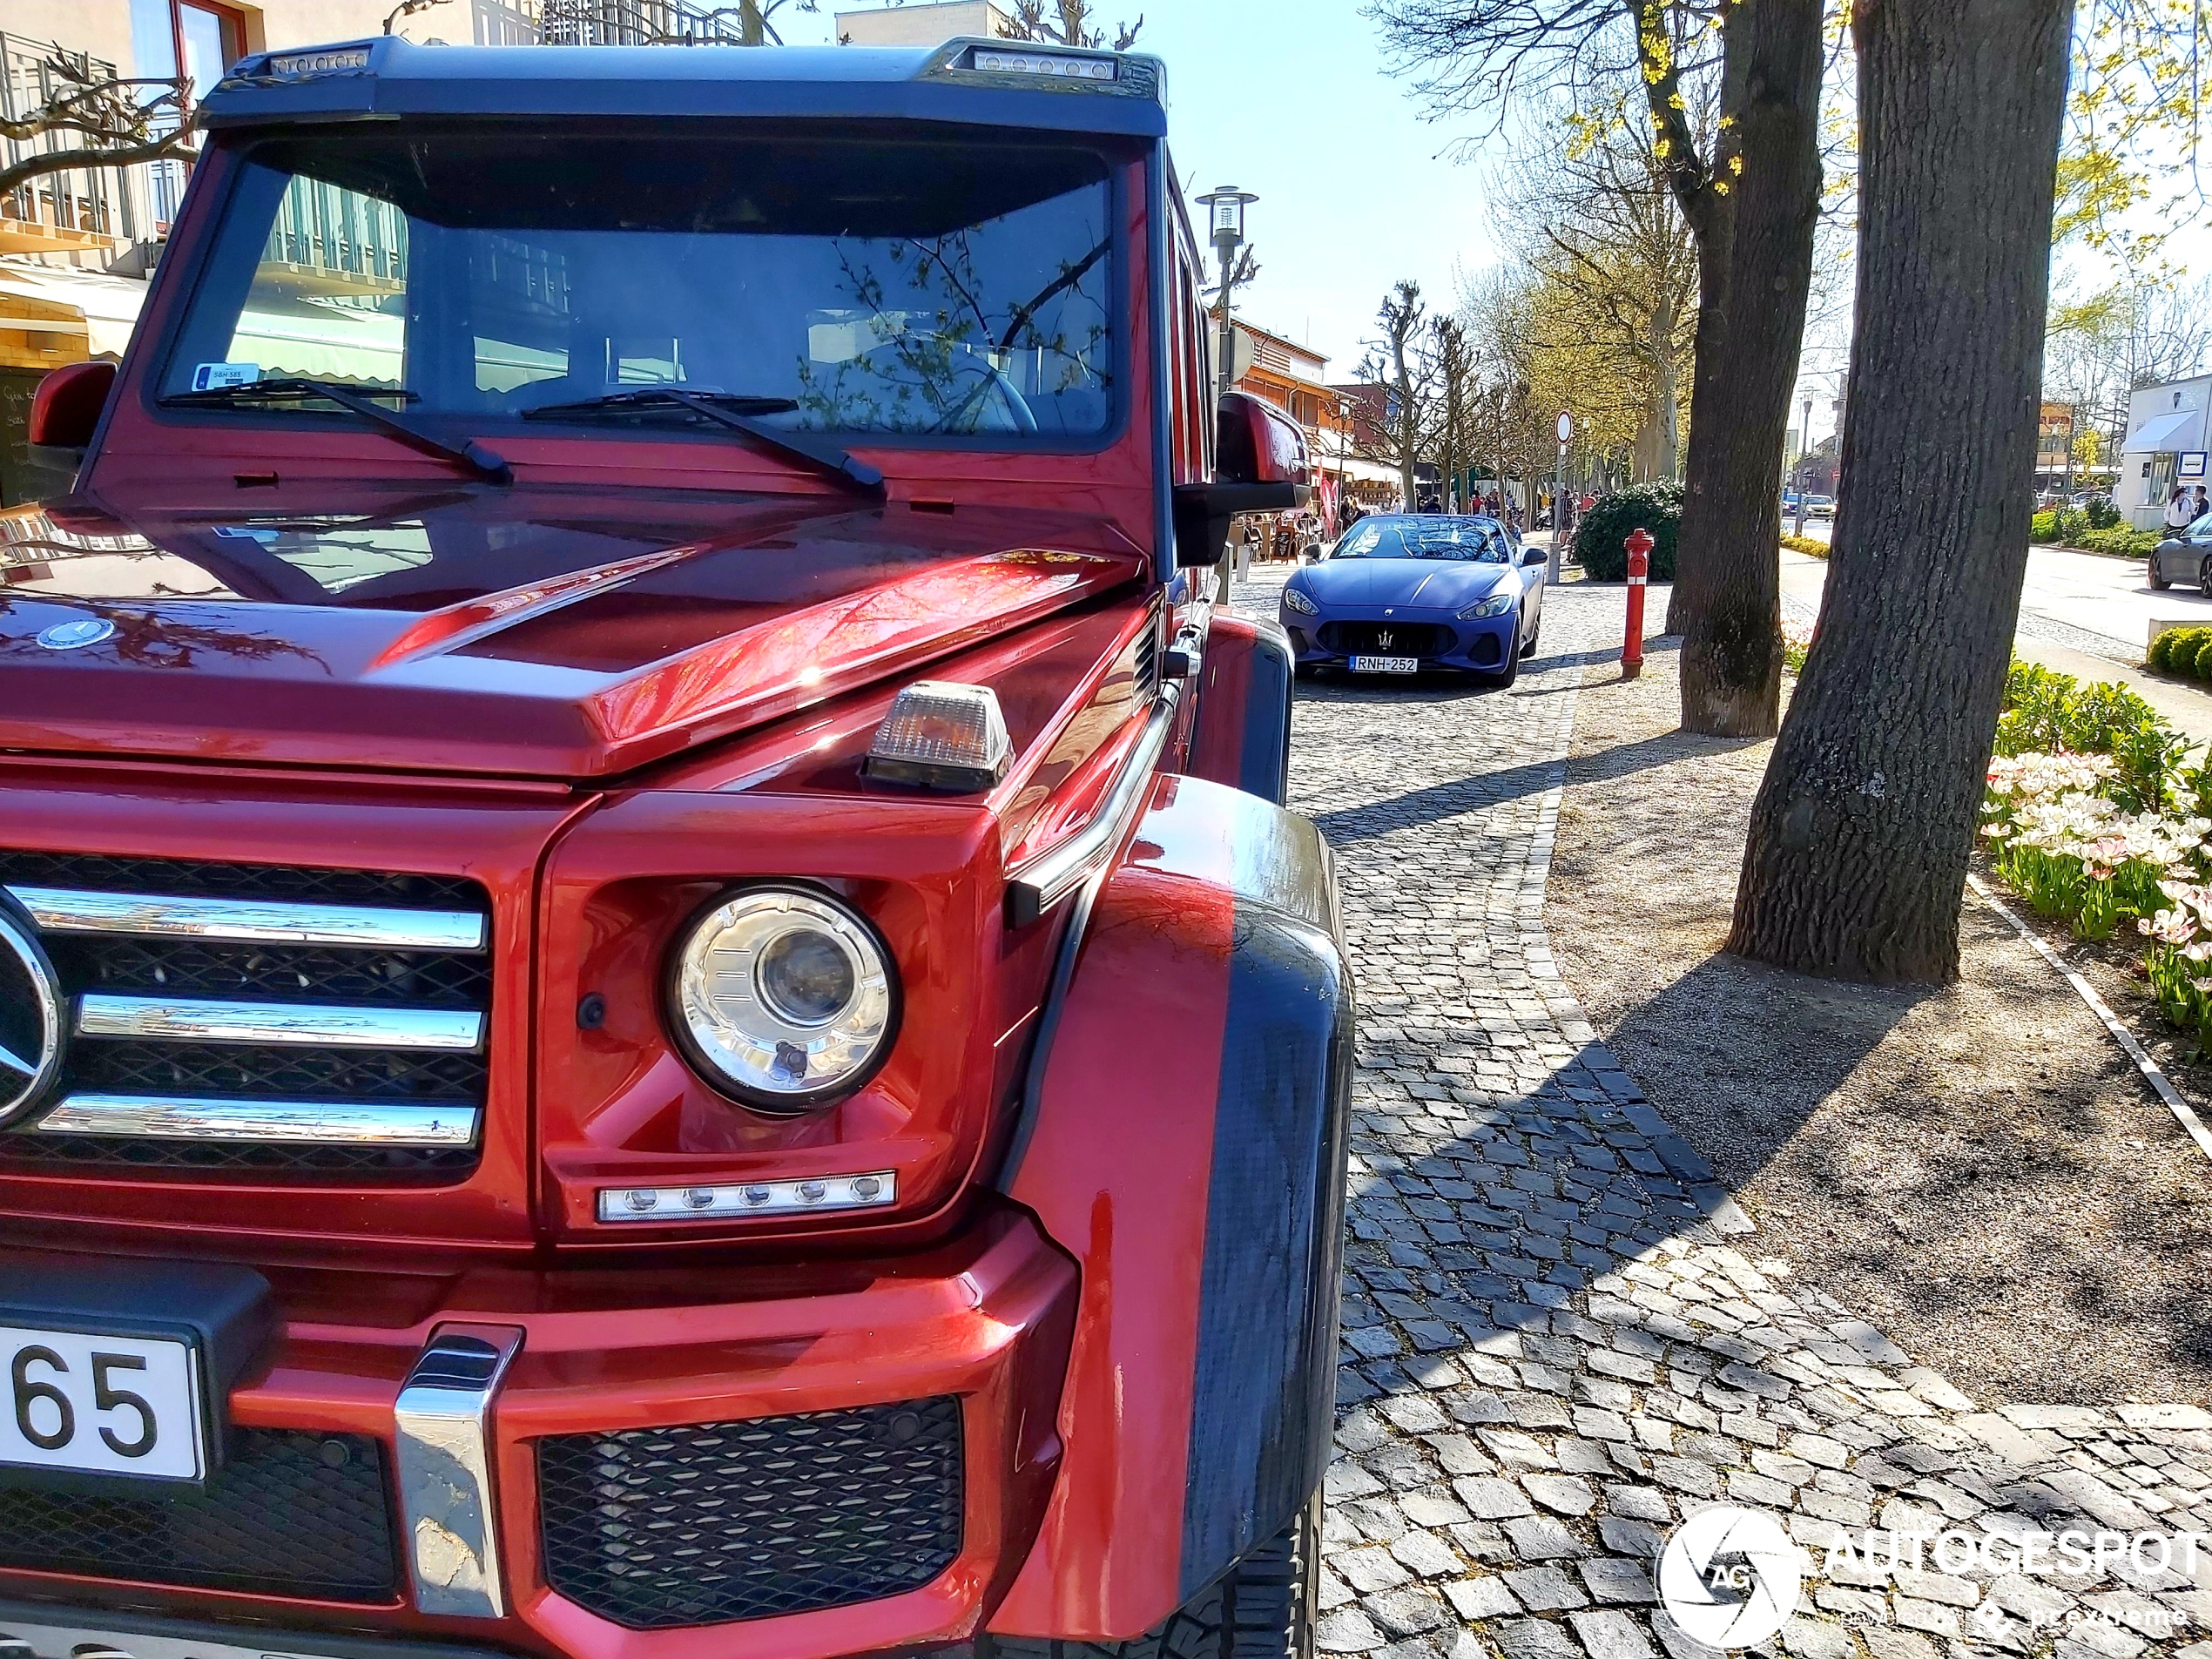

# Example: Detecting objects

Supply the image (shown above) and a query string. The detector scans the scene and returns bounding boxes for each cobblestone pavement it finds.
[1231,570,2212,1659]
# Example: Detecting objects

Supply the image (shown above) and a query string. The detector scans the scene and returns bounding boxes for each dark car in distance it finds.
[2149,509,2212,591]
[1278,512,1547,686]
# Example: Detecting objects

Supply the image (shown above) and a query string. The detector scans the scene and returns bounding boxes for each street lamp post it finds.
[1195,185,1257,404]
[1551,411,1571,583]
[1793,395,1812,539]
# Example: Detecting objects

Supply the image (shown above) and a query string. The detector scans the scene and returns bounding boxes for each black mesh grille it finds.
[1317,621,1454,657]
[0,850,482,911]
[537,1399,964,1629]
[0,1133,480,1176]
[0,1430,398,1602]
[46,935,492,1008]
[68,1039,485,1103]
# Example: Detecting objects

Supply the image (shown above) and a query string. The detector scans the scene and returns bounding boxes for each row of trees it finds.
[1372,0,2202,984]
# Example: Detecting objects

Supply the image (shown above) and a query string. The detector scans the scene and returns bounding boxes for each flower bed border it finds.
[1969,873,2212,1166]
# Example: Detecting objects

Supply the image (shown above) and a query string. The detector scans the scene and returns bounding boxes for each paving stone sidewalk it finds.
[1231,570,2212,1659]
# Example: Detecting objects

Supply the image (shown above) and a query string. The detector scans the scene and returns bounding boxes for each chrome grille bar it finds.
[77,995,484,1051]
[36,1095,480,1146]
[7,886,488,952]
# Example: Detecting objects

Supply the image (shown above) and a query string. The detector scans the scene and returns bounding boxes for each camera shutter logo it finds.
[1656,1506,1808,1649]
[0,897,66,1127]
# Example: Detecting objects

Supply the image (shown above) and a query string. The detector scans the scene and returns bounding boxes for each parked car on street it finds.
[1278,512,1546,685]
[1,34,1353,1659]
[2149,510,2212,590]
[1807,494,1836,518]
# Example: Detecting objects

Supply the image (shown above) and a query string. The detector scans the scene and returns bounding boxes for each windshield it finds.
[159,128,1121,442]
[1332,516,1513,563]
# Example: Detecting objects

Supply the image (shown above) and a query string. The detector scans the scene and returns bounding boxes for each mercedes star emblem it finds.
[0,895,64,1127]
[37,617,116,651]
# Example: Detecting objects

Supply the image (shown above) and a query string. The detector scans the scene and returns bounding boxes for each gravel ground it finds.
[1548,625,2212,1411]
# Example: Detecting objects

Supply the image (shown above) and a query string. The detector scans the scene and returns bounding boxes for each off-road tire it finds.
[986,1492,1319,1659]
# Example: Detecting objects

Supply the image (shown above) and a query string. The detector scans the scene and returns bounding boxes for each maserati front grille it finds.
[0,851,492,1177]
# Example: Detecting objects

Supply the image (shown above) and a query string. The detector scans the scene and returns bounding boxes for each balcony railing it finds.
[0,31,180,256]
[534,0,752,44]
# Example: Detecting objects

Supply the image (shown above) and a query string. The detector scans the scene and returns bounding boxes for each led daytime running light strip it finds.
[597,1170,896,1222]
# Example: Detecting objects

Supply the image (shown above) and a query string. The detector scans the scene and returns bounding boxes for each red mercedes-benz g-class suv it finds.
[0,32,1352,1659]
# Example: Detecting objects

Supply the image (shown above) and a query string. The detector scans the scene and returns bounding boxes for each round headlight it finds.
[668,887,898,1111]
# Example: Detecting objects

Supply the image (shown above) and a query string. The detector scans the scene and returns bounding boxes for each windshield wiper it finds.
[520,388,885,497]
[161,378,513,485]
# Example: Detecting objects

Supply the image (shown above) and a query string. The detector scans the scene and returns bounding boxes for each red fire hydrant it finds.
[1622,527,1652,679]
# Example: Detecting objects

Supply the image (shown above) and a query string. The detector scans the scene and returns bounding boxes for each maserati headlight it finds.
[669,887,898,1111]
[1458,592,1515,619]
[1282,586,1318,615]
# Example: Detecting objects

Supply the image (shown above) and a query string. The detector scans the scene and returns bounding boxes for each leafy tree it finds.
[1729,0,2074,983]
[1372,0,1831,738]
[0,49,192,206]
[1493,101,1698,482]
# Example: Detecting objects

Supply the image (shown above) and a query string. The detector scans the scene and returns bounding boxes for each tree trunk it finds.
[1670,0,1825,732]
[1728,0,2073,983]
[1654,294,1681,482]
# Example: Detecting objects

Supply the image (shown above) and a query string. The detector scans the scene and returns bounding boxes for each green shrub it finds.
[2080,524,2160,557]
[1574,482,1683,581]
[2087,496,2122,530]
[2033,506,2091,544]
[2154,626,2212,676]
[2030,509,2060,543]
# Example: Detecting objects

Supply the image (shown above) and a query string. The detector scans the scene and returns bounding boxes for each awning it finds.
[2125,408,2198,452]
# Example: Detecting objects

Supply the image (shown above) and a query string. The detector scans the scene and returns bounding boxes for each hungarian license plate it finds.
[1350,655,1419,673]
[0,1323,206,1481]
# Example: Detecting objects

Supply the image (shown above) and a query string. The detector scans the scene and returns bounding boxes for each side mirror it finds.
[29,359,117,470]
[1171,392,1314,569]
[1522,546,1547,567]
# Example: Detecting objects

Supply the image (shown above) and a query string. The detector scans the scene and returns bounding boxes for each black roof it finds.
[199,35,1167,138]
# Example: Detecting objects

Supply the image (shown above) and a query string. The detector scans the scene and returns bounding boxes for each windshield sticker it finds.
[191,362,261,392]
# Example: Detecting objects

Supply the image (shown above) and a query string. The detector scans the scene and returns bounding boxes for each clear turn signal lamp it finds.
[864,680,1011,792]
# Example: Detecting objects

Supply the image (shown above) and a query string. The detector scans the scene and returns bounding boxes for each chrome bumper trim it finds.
[76,994,484,1051]
[1005,684,1178,927]
[395,1325,523,1619]
[7,886,487,952]
[35,1095,480,1146]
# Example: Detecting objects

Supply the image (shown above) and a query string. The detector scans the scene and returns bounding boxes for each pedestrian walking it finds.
[2168,486,2199,532]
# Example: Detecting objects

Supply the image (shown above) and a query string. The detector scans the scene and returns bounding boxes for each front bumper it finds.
[0,1205,1076,1659]
[1278,604,1515,671]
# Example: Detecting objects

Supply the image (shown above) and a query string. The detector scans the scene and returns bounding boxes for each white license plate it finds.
[1350,655,1420,673]
[0,1324,206,1481]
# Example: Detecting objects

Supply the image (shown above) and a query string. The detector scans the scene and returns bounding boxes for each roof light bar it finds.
[261,46,373,78]
[865,680,1012,792]
[597,1171,895,1223]
[965,46,1119,82]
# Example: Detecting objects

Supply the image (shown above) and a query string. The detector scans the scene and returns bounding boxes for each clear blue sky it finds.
[775,0,1507,380]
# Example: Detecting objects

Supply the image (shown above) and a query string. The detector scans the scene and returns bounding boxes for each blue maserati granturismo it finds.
[1277,513,1548,685]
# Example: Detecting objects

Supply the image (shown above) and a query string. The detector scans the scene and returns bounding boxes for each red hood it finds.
[0,487,1148,779]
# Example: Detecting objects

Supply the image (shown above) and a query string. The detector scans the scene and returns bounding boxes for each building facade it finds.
[833,2,1013,44]
[2120,375,2211,529]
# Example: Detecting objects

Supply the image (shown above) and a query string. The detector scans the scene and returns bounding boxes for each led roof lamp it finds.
[864,681,1012,792]
[967,47,1119,81]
